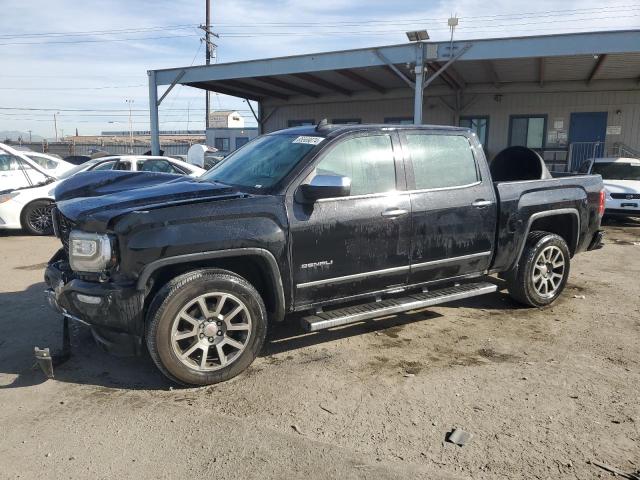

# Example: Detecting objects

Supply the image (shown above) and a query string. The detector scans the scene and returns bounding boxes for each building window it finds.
[214,137,230,151]
[332,118,361,125]
[460,116,489,150]
[288,119,315,127]
[384,117,414,125]
[509,115,547,149]
[235,137,249,149]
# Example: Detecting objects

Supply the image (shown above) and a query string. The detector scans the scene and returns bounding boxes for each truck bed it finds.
[491,173,603,272]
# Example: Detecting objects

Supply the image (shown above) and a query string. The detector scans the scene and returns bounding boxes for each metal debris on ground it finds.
[446,428,473,446]
[573,295,586,299]
[291,424,304,435]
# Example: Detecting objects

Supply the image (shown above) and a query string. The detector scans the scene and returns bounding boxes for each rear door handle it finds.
[472,200,491,208]
[381,208,409,218]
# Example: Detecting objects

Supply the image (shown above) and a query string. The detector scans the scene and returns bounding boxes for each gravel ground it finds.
[0,219,638,479]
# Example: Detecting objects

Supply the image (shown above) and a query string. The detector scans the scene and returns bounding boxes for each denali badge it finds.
[627,194,634,200]
[301,260,333,269]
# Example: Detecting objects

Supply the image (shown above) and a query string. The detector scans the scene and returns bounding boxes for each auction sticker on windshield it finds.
[292,136,324,145]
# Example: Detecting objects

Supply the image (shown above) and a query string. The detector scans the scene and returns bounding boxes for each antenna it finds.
[315,118,329,131]
[448,15,459,58]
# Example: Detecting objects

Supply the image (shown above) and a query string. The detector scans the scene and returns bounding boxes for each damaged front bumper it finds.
[44,251,145,356]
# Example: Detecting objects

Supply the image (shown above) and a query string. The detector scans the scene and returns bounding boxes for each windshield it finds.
[57,157,106,180]
[592,162,640,181]
[200,134,321,189]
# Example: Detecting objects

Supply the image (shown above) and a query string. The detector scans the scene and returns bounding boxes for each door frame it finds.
[568,111,609,144]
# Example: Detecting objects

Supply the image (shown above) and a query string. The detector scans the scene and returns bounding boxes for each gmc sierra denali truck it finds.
[44,124,605,385]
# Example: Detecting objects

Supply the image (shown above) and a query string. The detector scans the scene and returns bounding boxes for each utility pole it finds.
[126,99,134,153]
[205,0,211,130]
[53,112,59,142]
[28,130,32,142]
[200,0,219,130]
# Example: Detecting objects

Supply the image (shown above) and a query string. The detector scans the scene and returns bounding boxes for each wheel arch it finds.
[512,208,580,269]
[138,248,286,323]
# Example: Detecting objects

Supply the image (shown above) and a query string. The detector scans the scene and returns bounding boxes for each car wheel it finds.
[506,231,571,307]
[21,200,54,235]
[146,269,267,386]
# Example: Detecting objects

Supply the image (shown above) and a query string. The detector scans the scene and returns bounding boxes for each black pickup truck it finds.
[44,124,605,385]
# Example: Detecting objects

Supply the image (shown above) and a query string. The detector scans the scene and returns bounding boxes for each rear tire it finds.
[146,269,267,386]
[21,200,54,235]
[505,231,570,307]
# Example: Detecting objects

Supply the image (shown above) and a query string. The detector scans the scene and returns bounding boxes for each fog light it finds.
[76,294,102,305]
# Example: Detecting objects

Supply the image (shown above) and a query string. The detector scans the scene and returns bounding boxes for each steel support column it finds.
[413,42,425,125]
[148,70,160,155]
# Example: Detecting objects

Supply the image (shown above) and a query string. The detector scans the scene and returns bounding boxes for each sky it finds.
[0,0,639,139]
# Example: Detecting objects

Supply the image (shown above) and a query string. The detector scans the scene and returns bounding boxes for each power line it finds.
[0,24,199,39]
[0,33,199,46]
[0,84,145,91]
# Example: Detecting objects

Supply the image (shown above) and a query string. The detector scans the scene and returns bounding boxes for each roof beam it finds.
[188,81,262,101]
[374,49,415,89]
[255,76,320,98]
[484,60,501,88]
[424,44,472,90]
[292,72,353,96]
[441,64,467,90]
[222,79,290,100]
[538,58,545,87]
[336,69,387,94]
[587,54,607,84]
[427,62,457,90]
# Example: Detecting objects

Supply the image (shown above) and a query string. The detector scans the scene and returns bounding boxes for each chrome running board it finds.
[301,282,497,332]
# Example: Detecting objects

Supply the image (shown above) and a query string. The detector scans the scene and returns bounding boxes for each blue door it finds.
[569,112,608,170]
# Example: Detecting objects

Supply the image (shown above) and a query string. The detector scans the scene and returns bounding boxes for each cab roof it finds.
[268,123,471,138]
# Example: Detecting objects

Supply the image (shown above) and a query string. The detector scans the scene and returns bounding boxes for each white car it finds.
[0,155,205,235]
[21,151,74,178]
[579,157,640,217]
[0,143,65,191]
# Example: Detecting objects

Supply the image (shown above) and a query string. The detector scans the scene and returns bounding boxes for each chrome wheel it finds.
[170,292,252,371]
[532,245,565,298]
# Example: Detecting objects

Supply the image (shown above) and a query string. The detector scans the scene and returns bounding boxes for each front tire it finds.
[146,269,267,386]
[506,231,570,307]
[21,200,54,235]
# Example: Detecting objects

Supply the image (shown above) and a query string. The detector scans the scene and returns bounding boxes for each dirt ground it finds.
[0,219,638,480]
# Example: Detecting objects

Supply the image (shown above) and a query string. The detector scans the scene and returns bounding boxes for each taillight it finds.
[598,190,605,217]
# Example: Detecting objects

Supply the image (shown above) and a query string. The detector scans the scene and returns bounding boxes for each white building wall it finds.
[263,88,640,161]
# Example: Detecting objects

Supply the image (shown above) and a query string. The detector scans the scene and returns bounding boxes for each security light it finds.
[406,30,429,42]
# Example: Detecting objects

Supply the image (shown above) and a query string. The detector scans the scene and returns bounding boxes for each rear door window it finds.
[405,134,478,190]
[137,159,183,174]
[314,134,396,196]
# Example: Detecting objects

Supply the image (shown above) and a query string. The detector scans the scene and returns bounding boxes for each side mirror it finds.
[300,174,351,201]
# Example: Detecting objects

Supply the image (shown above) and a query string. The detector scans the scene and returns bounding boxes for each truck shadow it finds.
[0,281,518,391]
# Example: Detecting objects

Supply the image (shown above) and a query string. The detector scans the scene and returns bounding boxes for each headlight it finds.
[0,192,18,204]
[69,230,114,272]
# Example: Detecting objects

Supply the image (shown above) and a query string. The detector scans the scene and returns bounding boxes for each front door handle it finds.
[381,208,409,218]
[472,200,491,208]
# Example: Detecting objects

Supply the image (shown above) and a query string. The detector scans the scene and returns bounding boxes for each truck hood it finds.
[603,179,640,194]
[55,170,244,230]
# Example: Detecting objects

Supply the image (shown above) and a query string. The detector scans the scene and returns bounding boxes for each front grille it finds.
[53,207,75,253]
[611,193,640,200]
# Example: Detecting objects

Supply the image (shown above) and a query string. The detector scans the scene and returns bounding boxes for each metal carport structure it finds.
[148,29,640,155]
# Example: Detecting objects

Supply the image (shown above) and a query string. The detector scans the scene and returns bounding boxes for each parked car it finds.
[44,124,605,385]
[0,143,62,191]
[21,151,74,177]
[578,157,640,218]
[63,155,92,166]
[0,155,205,235]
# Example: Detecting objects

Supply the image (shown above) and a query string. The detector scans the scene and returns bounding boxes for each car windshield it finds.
[592,162,640,181]
[57,157,108,180]
[200,134,321,189]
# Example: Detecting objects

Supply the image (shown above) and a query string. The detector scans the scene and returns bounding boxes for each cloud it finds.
[0,0,636,137]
